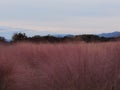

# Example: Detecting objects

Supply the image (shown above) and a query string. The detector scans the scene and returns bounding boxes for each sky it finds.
[0,0,120,36]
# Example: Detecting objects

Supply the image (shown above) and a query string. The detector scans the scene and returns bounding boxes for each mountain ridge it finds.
[0,26,120,40]
[98,31,120,38]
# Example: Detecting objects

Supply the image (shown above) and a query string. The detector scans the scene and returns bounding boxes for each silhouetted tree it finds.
[43,35,60,43]
[12,33,27,42]
[75,34,110,42]
[10,32,116,43]
[29,35,43,42]
[0,37,6,42]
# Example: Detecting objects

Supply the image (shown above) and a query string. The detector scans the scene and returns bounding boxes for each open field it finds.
[0,42,120,90]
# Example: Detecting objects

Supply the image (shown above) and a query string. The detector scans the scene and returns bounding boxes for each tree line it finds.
[0,32,119,43]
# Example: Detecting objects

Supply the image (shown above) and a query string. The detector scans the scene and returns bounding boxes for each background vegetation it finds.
[0,32,119,43]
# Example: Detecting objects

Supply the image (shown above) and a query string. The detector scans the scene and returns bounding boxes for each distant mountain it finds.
[1,26,120,40]
[0,26,75,40]
[0,26,57,40]
[54,34,74,38]
[98,31,120,38]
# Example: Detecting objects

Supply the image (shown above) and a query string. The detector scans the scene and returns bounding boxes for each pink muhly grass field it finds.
[0,42,120,90]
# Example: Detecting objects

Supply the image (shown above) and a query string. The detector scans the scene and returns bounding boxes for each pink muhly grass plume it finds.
[0,42,120,90]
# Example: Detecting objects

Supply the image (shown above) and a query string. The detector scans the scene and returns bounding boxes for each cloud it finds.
[0,0,119,34]
[0,16,120,35]
[0,0,119,20]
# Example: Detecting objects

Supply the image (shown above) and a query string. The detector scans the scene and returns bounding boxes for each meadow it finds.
[0,42,120,90]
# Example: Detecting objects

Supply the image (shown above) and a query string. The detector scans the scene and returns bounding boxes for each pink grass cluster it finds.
[0,42,120,90]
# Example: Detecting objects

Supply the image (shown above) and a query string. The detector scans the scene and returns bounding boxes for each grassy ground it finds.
[0,42,120,90]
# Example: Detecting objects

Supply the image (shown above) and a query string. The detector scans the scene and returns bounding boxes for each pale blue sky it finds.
[0,0,120,35]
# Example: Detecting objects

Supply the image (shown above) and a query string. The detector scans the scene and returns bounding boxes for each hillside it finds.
[98,31,120,38]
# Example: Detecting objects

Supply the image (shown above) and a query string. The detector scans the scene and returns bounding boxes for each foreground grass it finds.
[0,42,120,90]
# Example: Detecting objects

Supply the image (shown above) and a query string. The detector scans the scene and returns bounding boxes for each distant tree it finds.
[0,37,6,42]
[12,33,27,42]
[43,35,59,43]
[10,33,115,43]
[75,35,103,42]
[30,35,43,42]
